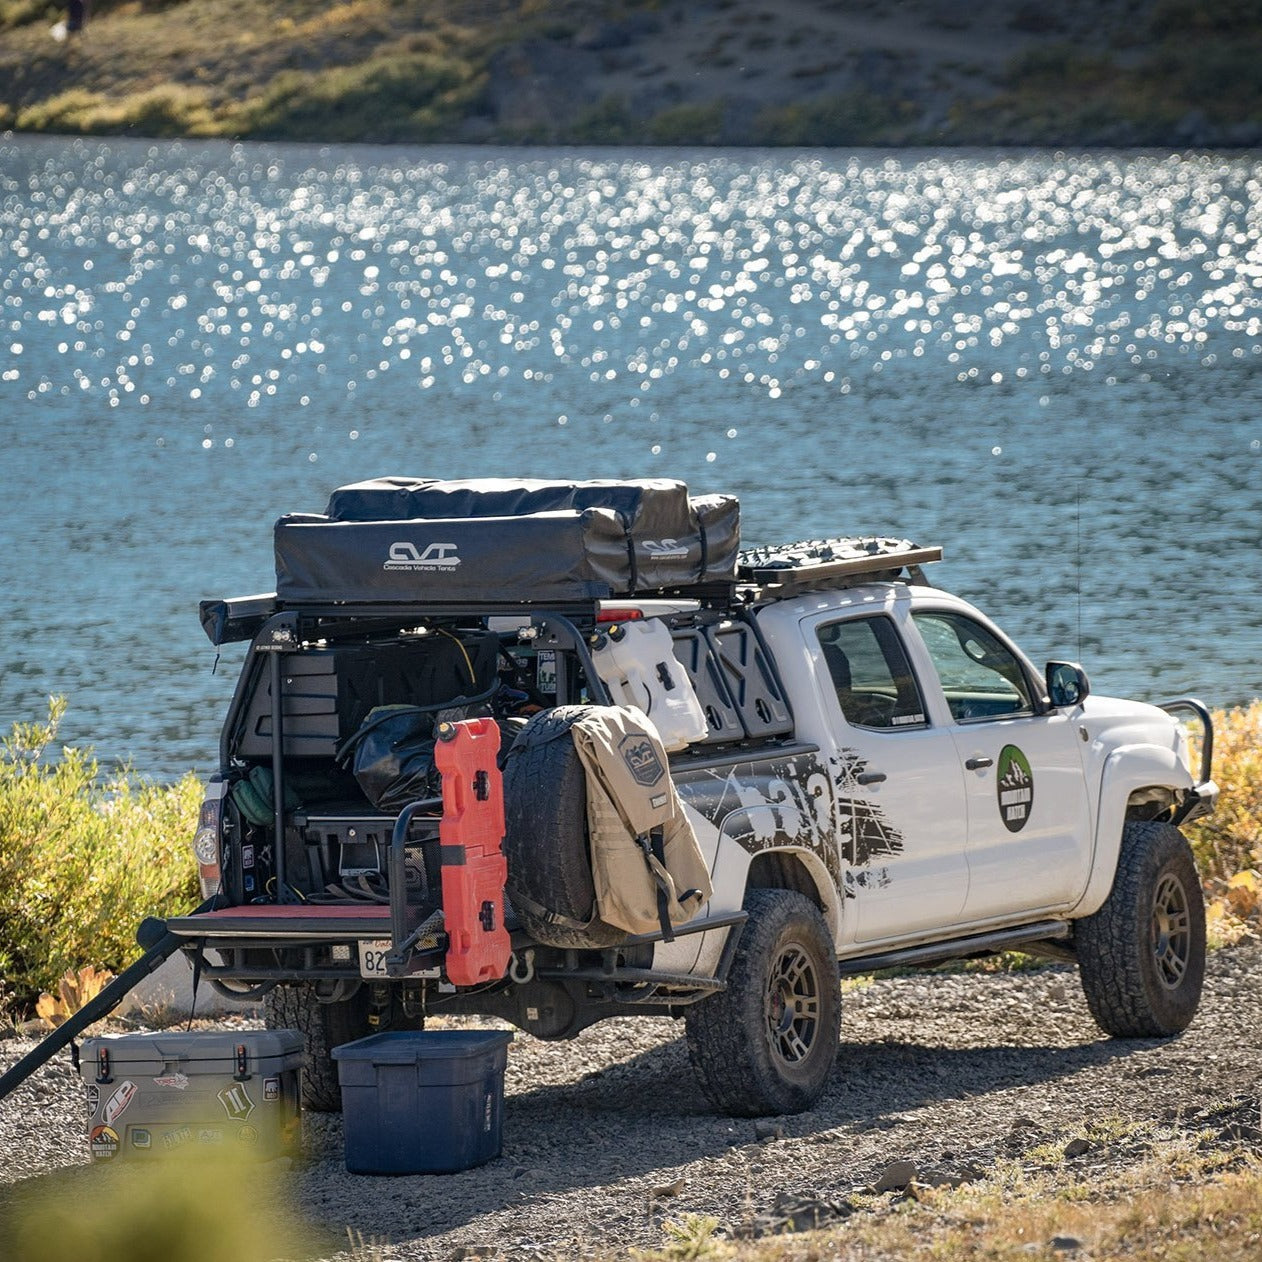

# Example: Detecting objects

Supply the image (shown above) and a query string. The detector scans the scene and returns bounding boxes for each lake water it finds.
[2,136,1259,781]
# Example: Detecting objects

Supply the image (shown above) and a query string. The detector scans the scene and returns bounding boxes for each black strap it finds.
[647,826,674,943]
[187,944,205,1032]
[511,887,598,935]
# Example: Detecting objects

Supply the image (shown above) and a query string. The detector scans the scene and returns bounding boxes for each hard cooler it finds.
[78,1029,303,1161]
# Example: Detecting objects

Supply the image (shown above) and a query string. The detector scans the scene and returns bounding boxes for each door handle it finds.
[856,771,887,785]
[964,756,993,770]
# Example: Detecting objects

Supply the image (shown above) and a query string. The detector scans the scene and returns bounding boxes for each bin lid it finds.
[331,1029,512,1064]
[80,1029,303,1072]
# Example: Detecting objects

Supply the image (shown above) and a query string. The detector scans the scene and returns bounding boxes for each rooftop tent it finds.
[274,508,630,604]
[273,478,741,602]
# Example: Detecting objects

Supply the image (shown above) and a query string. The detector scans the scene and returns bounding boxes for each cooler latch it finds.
[233,1043,251,1082]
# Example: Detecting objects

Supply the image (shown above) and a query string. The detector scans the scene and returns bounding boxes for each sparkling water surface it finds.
[2,136,1259,779]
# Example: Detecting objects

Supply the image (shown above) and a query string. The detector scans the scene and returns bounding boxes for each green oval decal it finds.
[997,744,1033,833]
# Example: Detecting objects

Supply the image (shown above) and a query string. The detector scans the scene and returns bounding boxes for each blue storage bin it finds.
[331,1030,512,1175]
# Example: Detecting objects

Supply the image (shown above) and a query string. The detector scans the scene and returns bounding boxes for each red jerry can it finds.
[434,718,511,987]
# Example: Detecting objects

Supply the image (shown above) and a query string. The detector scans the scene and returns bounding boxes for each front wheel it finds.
[685,888,841,1116]
[1076,819,1206,1038]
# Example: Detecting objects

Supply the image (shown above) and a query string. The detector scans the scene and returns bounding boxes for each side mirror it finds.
[1046,661,1090,708]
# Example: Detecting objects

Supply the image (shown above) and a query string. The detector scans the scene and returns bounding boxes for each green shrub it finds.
[4,1149,311,1262]
[17,86,223,138]
[236,50,483,142]
[571,93,635,144]
[0,699,201,1007]
[647,101,724,145]
[752,93,919,146]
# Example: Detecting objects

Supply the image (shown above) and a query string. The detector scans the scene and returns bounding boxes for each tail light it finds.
[192,779,228,900]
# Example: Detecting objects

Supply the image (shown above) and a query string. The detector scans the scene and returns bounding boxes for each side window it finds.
[912,611,1034,722]
[817,617,927,730]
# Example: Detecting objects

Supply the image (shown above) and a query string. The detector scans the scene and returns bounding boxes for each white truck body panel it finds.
[738,581,1212,956]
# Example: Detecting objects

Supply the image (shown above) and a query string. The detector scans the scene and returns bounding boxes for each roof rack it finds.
[199,541,940,643]
[738,538,942,597]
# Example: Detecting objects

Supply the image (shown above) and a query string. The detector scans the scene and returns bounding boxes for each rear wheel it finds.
[685,888,840,1116]
[263,983,378,1112]
[1076,819,1206,1037]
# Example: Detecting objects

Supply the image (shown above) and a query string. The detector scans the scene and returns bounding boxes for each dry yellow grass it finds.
[1188,700,1262,945]
[628,1140,1262,1262]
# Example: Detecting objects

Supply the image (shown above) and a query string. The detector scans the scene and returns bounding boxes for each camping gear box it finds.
[78,1030,303,1161]
[332,1030,512,1175]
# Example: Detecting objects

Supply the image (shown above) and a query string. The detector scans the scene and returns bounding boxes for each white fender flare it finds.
[1070,743,1196,918]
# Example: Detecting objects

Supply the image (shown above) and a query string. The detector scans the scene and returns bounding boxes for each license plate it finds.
[358,939,393,978]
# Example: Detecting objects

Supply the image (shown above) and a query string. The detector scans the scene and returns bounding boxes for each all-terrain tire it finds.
[502,705,623,949]
[1076,819,1206,1038]
[685,888,841,1117]
[263,983,373,1112]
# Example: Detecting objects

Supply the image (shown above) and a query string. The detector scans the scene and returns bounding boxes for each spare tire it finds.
[502,706,625,948]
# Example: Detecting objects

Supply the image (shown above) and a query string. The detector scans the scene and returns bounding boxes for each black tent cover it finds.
[273,477,740,604]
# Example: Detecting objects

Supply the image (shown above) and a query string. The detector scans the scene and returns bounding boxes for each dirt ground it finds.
[2,942,1260,1260]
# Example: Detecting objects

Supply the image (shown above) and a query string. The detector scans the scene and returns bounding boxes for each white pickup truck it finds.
[171,485,1216,1117]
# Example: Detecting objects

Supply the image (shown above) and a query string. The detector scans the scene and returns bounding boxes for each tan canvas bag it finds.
[569,706,713,937]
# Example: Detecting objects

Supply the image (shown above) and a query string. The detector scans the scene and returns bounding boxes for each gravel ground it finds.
[3,944,1261,1259]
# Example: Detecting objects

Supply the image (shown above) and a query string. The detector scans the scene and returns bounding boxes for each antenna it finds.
[1075,483,1082,661]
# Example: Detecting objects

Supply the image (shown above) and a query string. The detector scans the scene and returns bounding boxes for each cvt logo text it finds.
[619,733,665,787]
[384,541,461,572]
[644,538,689,559]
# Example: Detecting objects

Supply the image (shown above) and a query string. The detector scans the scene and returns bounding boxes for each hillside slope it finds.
[1,0,1260,146]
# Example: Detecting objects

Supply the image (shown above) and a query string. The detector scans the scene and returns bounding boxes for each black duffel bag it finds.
[335,705,442,813]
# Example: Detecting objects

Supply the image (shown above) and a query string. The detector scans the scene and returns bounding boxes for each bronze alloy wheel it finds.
[1077,819,1206,1038]
[1151,870,1192,991]
[767,941,821,1064]
[685,888,841,1115]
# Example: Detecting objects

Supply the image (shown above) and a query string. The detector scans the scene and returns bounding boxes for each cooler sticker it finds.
[162,1125,193,1151]
[619,733,665,787]
[218,1083,255,1122]
[483,1093,493,1133]
[198,1127,224,1144]
[153,1072,189,1090]
[86,1085,100,1115]
[263,1077,281,1103]
[237,1125,259,1145]
[244,875,256,894]
[103,1080,138,1125]
[997,744,1034,832]
[89,1125,120,1160]
[242,844,255,868]
[131,1129,152,1150]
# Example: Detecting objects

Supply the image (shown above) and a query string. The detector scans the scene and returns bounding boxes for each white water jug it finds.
[590,619,709,751]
